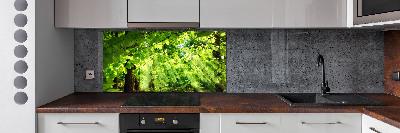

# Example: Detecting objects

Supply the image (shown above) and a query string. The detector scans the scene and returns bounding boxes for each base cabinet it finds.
[38,113,400,133]
[221,113,281,133]
[281,113,361,133]
[200,113,220,133]
[362,114,400,133]
[38,113,119,133]
[201,113,361,133]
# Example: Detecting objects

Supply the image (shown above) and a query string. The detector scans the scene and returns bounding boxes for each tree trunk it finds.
[123,66,140,92]
[124,68,134,92]
[134,75,139,91]
[123,57,138,92]
[113,77,118,89]
[122,31,141,92]
[149,72,155,89]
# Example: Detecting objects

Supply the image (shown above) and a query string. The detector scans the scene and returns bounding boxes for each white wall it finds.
[0,0,74,132]
[35,0,74,107]
[0,0,35,132]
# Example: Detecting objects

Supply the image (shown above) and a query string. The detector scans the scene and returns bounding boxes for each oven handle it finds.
[126,129,198,133]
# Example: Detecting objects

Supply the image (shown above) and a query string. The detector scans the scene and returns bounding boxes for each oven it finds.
[354,0,400,25]
[120,114,200,133]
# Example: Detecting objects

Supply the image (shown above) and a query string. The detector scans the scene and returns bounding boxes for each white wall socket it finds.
[86,70,95,79]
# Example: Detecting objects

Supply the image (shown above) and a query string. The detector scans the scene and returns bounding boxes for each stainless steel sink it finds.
[275,93,385,106]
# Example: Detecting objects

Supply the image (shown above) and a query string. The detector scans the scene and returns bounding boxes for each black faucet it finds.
[317,54,330,95]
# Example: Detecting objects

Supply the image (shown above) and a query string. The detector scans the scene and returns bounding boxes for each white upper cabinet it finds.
[128,0,199,23]
[201,0,350,28]
[273,0,348,28]
[54,0,351,28]
[55,0,127,28]
[200,0,273,28]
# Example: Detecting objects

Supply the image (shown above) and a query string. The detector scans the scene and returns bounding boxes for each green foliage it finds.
[103,31,226,92]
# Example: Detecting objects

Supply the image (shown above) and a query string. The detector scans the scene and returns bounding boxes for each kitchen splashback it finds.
[75,29,384,93]
[103,31,226,92]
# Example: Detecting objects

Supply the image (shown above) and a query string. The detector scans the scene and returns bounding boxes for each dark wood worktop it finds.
[37,93,400,128]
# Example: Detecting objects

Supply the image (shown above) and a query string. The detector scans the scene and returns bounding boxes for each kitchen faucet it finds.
[317,54,330,95]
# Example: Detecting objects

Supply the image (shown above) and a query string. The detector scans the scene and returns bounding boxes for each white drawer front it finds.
[282,113,361,133]
[221,113,280,133]
[298,113,361,133]
[38,113,119,133]
[362,114,400,133]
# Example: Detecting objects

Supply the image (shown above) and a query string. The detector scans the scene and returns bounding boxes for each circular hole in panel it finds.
[14,76,27,89]
[14,0,28,11]
[14,60,28,74]
[14,29,27,43]
[14,45,28,58]
[14,14,27,27]
[14,92,28,105]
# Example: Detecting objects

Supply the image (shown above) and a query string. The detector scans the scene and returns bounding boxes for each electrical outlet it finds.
[86,70,95,79]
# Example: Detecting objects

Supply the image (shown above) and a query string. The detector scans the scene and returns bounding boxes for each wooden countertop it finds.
[37,93,400,128]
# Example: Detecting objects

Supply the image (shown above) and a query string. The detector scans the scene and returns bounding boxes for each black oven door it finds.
[126,129,199,133]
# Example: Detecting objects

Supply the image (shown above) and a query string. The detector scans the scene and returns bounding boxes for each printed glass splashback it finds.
[103,31,226,92]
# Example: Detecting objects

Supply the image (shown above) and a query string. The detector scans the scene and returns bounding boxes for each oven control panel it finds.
[120,113,199,130]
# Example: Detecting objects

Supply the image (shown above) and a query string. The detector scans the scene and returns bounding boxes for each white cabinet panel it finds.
[38,113,119,133]
[362,114,400,133]
[281,113,361,133]
[220,113,280,133]
[200,0,273,28]
[202,0,347,28]
[55,0,127,28]
[128,0,199,22]
[0,0,36,132]
[312,0,347,27]
[273,0,348,28]
[200,113,220,133]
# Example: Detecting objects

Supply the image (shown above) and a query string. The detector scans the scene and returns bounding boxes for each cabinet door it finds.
[55,0,127,28]
[38,113,119,133]
[281,113,361,133]
[200,0,273,28]
[220,113,280,133]
[362,114,400,133]
[128,0,199,22]
[200,113,220,133]
[273,0,347,28]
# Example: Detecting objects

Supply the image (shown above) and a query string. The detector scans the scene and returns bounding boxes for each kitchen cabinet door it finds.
[200,113,220,133]
[200,0,273,28]
[55,0,127,28]
[362,114,400,133]
[220,113,281,133]
[281,113,361,133]
[128,0,199,23]
[38,113,119,133]
[273,0,348,28]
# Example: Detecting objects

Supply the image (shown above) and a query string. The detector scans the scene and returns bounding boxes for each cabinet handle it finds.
[369,127,382,133]
[57,122,99,125]
[236,122,267,124]
[301,122,342,125]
